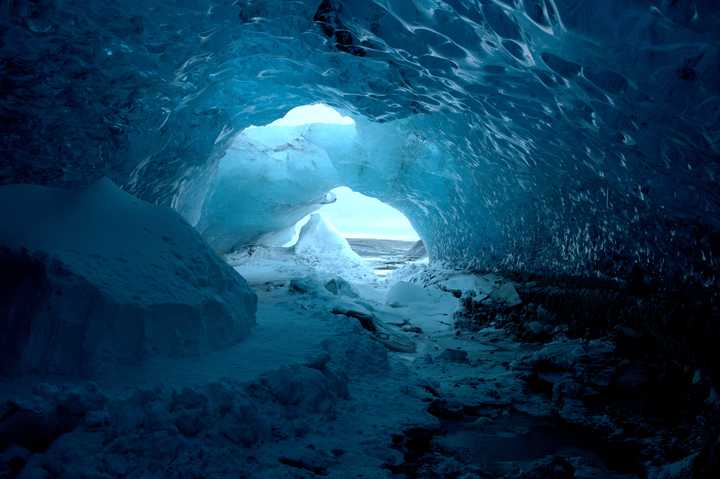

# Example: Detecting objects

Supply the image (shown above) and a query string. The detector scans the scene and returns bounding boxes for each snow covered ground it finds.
[0,214,665,478]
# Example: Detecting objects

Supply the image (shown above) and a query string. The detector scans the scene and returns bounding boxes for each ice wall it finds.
[1,0,719,281]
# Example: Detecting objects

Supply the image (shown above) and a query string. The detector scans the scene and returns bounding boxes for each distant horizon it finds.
[343,234,420,243]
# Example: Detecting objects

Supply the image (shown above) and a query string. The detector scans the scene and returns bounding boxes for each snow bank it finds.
[0,179,257,376]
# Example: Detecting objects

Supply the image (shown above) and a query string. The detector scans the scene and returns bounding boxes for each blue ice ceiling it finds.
[1,0,718,281]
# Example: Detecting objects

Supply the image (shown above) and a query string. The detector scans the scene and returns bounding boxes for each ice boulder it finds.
[0,179,257,376]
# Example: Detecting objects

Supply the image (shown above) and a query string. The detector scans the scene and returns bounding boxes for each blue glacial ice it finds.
[1,0,718,281]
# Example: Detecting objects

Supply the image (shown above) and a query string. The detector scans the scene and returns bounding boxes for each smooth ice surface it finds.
[0,179,257,375]
[2,1,719,280]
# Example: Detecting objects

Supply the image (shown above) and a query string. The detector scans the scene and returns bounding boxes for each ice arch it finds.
[1,0,719,282]
[195,104,439,256]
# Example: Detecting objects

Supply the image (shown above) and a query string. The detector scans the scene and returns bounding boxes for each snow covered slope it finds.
[0,179,257,376]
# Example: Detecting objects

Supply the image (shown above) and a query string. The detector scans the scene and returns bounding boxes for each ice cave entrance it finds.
[315,186,424,276]
[231,103,426,277]
[276,186,425,277]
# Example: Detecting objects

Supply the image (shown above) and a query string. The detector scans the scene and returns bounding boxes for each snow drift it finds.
[0,179,257,376]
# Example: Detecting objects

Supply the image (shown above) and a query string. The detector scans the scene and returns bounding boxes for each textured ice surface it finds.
[0,179,256,375]
[1,1,719,280]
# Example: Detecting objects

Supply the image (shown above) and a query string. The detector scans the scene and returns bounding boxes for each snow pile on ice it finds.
[294,213,356,257]
[293,213,374,282]
[0,179,257,376]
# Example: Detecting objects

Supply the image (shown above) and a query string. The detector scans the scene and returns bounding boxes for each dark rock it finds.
[330,306,376,332]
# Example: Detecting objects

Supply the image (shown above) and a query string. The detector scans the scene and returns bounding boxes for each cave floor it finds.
[1,259,707,478]
[197,259,642,478]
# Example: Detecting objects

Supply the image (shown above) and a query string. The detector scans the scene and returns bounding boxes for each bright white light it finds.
[317,187,420,241]
[268,103,355,127]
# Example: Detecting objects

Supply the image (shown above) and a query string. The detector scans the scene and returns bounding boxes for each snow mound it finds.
[294,213,357,257]
[292,213,374,282]
[0,179,257,376]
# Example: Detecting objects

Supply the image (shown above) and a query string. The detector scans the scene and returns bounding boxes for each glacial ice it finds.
[1,2,719,476]
[0,179,257,375]
[3,0,717,280]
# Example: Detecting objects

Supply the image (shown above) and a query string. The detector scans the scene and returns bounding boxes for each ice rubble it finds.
[0,179,256,375]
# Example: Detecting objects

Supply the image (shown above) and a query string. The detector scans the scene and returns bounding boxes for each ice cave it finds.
[0,1,719,478]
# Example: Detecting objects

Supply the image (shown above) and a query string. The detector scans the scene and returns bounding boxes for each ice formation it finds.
[2,2,720,477]
[2,0,717,281]
[0,179,256,375]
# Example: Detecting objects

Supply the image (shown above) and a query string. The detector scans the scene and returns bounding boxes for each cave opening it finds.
[198,102,429,280]
[271,185,427,277]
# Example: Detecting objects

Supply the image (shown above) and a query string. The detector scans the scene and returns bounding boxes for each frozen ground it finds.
[1,222,708,478]
[1,236,656,478]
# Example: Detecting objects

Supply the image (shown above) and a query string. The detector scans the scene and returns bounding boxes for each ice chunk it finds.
[0,179,257,376]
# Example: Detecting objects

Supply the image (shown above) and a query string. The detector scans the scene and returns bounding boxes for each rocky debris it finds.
[248,365,349,416]
[0,445,31,478]
[438,348,469,364]
[437,271,720,478]
[0,383,107,454]
[384,426,442,477]
[492,282,522,307]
